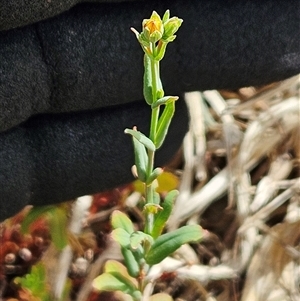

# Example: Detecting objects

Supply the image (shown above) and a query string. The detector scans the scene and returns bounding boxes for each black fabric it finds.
[0,0,136,31]
[1,0,300,131]
[0,0,299,220]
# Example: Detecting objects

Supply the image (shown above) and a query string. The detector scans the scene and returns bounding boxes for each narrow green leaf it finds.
[151,190,179,239]
[145,225,203,265]
[125,128,155,152]
[121,247,140,278]
[143,55,153,105]
[151,96,178,109]
[154,101,176,149]
[111,228,130,248]
[111,210,134,234]
[124,128,148,182]
[133,139,148,182]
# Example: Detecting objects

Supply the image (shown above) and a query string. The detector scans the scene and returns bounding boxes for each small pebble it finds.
[84,248,94,262]
[73,257,89,276]
[19,248,32,262]
[4,253,16,264]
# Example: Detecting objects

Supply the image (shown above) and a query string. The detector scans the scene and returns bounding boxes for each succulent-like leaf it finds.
[124,128,156,182]
[143,55,153,104]
[151,190,179,239]
[93,260,139,295]
[124,128,149,182]
[133,141,148,182]
[124,128,155,152]
[145,225,203,265]
[146,167,163,185]
[92,273,132,294]
[105,260,138,288]
[111,210,134,234]
[151,96,178,109]
[111,228,130,248]
[121,247,140,278]
[155,101,176,149]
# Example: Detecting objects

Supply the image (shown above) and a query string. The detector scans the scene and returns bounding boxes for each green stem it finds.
[149,42,160,142]
[147,45,161,183]
[144,209,154,235]
[144,44,161,234]
[150,106,159,142]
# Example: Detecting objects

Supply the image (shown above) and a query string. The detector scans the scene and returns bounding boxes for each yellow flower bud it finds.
[131,10,182,60]
[142,11,164,43]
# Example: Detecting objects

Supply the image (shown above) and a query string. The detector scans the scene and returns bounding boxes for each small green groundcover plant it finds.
[92,10,203,301]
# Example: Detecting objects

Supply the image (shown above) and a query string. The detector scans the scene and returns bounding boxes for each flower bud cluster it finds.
[131,10,183,61]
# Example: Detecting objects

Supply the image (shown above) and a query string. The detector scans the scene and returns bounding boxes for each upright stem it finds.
[144,45,161,234]
[147,45,161,184]
[149,42,160,142]
[144,204,154,234]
